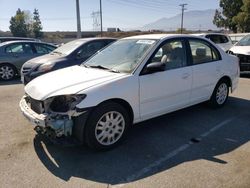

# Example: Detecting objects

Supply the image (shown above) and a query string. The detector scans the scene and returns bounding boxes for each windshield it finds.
[236,35,250,46]
[83,39,157,73]
[52,40,86,55]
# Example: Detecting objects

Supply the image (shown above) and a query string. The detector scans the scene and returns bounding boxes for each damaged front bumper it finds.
[19,96,85,138]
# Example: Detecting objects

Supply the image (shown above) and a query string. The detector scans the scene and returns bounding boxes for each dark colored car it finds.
[21,37,116,85]
[0,41,56,81]
[0,37,40,43]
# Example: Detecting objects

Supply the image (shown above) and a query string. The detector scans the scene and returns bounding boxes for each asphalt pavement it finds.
[0,78,249,188]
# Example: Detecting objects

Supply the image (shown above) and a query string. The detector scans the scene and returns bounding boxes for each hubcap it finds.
[0,66,14,80]
[216,83,228,105]
[95,111,125,146]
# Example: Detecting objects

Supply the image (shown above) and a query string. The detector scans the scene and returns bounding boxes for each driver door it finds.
[139,39,192,120]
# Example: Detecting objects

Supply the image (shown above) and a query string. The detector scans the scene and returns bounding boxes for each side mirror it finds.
[146,62,166,73]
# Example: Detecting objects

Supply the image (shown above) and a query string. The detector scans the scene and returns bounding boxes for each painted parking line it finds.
[112,117,235,188]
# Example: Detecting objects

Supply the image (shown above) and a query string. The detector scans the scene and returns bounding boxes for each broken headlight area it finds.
[49,94,86,113]
[44,94,86,137]
[23,94,86,138]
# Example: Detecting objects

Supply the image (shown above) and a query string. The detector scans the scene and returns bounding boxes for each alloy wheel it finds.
[0,65,15,80]
[216,83,228,105]
[95,111,125,146]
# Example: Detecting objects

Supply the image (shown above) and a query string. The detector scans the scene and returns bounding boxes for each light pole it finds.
[76,0,81,38]
[100,0,103,36]
[179,4,187,34]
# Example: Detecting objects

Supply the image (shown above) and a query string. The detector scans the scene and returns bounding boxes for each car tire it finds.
[209,80,229,108]
[0,64,17,81]
[84,101,131,151]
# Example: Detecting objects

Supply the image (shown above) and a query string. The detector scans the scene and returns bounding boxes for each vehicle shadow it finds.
[0,78,22,85]
[33,96,250,185]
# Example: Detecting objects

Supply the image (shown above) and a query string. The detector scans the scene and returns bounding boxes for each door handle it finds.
[182,73,190,79]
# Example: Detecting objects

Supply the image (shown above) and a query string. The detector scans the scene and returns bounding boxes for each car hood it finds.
[24,53,66,68]
[230,46,250,55]
[25,65,128,100]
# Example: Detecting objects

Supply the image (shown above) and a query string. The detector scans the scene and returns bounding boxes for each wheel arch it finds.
[73,98,135,144]
[97,98,134,124]
[218,75,232,92]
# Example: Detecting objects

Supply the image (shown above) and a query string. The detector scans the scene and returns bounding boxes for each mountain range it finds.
[141,9,218,31]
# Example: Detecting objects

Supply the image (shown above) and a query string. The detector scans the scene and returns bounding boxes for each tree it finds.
[233,0,250,32]
[32,9,43,38]
[9,9,30,37]
[213,0,243,33]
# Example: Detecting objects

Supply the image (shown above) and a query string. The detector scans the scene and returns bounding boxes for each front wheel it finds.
[84,102,131,151]
[209,80,229,108]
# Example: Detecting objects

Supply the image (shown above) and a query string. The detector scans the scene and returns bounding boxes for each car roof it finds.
[0,40,57,47]
[123,34,202,40]
[0,37,38,40]
[192,33,229,36]
[75,37,116,42]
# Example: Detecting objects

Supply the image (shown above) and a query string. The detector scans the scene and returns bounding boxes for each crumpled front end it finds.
[20,94,86,139]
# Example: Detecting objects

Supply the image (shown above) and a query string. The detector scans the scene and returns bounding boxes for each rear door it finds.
[187,38,222,104]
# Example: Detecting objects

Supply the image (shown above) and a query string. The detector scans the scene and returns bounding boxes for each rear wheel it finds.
[0,64,16,81]
[209,80,229,108]
[84,102,131,151]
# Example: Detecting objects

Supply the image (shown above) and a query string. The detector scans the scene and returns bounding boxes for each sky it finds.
[0,0,220,32]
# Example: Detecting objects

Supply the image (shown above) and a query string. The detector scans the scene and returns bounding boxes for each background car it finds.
[192,33,233,51]
[21,37,116,85]
[228,34,250,74]
[0,41,56,81]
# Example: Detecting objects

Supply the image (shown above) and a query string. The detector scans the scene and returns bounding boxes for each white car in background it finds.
[193,33,233,51]
[20,34,239,151]
[228,34,250,74]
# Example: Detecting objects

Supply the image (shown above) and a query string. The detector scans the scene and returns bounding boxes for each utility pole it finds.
[76,0,81,38]
[179,3,187,34]
[100,0,103,37]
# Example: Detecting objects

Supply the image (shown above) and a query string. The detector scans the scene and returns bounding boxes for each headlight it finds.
[49,94,86,112]
[37,62,55,72]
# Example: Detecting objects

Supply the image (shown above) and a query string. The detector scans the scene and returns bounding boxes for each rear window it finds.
[206,35,229,44]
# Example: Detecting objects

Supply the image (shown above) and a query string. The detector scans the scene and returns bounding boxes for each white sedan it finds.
[20,34,239,150]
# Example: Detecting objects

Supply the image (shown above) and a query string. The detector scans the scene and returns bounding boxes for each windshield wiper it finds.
[85,65,120,73]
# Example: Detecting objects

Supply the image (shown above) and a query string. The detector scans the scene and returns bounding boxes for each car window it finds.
[78,41,106,58]
[5,43,33,54]
[150,40,186,70]
[206,35,229,44]
[34,44,55,54]
[86,41,106,55]
[6,43,24,53]
[189,39,220,65]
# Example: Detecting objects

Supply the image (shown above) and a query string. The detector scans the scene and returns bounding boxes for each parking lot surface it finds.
[0,78,249,188]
